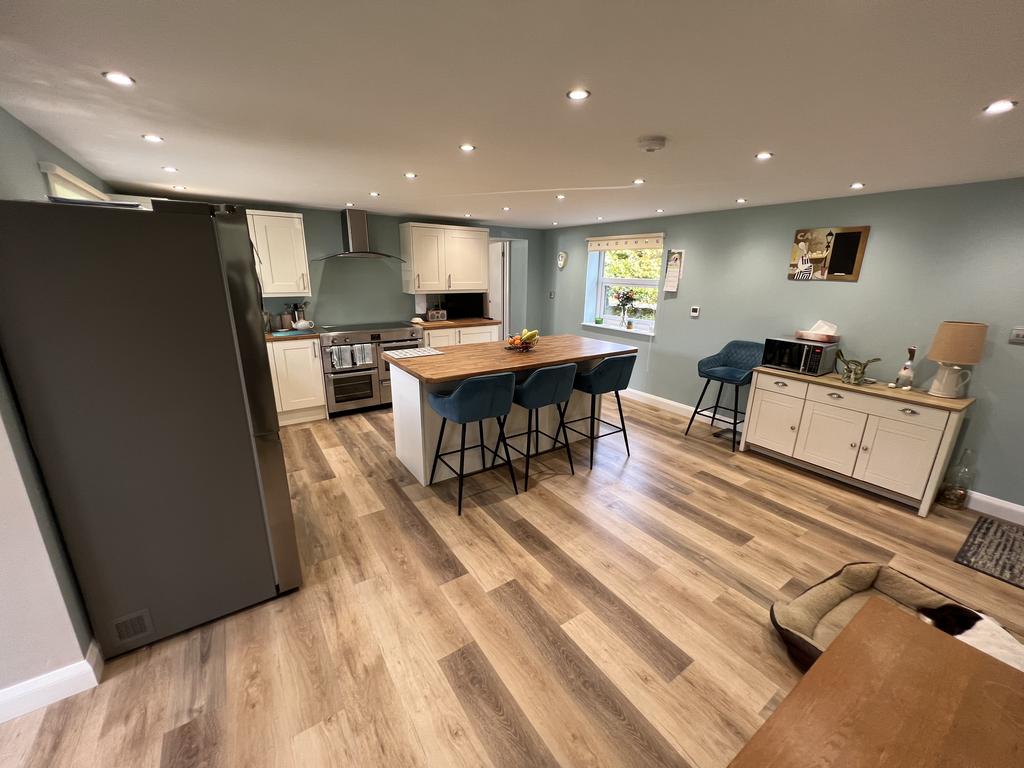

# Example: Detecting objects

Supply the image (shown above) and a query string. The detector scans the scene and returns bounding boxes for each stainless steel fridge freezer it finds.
[0,199,301,657]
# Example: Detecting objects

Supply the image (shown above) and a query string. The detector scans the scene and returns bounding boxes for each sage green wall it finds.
[0,106,99,684]
[544,178,1024,505]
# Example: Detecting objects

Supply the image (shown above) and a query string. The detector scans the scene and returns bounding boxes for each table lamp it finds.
[926,321,987,398]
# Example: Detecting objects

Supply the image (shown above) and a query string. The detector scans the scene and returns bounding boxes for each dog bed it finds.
[770,562,963,670]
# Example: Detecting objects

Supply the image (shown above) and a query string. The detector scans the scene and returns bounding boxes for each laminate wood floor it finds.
[3,394,1022,768]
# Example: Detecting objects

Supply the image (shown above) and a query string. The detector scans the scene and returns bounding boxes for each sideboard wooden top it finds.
[387,333,638,384]
[754,367,975,412]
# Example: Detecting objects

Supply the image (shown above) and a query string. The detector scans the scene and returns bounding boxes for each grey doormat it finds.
[955,515,1024,589]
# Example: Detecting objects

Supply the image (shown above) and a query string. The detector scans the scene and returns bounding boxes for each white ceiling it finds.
[2,0,1022,228]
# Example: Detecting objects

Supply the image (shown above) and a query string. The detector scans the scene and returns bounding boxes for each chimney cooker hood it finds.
[316,208,404,262]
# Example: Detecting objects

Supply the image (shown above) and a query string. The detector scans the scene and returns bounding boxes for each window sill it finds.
[580,322,655,339]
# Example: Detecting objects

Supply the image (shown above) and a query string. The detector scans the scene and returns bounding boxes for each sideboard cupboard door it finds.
[793,401,868,476]
[747,389,804,456]
[853,416,944,498]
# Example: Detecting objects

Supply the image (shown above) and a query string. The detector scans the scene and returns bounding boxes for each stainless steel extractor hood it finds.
[317,208,404,261]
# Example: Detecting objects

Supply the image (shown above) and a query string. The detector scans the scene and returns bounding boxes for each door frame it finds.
[488,239,511,338]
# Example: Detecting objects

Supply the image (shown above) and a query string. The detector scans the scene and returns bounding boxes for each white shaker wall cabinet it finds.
[740,368,971,517]
[266,338,326,425]
[400,223,489,293]
[247,210,311,297]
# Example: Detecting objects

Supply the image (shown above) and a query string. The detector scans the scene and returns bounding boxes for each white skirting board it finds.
[623,387,744,431]
[966,490,1024,526]
[622,388,1024,522]
[0,641,103,724]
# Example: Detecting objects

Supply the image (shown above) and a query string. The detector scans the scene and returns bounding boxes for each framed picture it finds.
[788,226,870,281]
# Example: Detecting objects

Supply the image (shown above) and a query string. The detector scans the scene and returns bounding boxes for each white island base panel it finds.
[391,364,600,485]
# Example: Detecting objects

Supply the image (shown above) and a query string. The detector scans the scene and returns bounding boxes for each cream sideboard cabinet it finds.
[400,223,489,293]
[740,368,974,517]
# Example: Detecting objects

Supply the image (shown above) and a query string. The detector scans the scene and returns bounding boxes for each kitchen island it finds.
[385,334,638,484]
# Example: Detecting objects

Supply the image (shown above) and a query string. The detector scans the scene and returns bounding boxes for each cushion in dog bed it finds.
[770,562,963,670]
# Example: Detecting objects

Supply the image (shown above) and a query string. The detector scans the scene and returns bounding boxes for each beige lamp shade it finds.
[927,321,988,364]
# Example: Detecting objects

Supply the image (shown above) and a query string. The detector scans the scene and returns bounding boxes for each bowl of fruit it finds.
[506,328,540,352]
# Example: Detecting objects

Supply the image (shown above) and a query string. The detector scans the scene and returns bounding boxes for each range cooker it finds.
[319,322,423,414]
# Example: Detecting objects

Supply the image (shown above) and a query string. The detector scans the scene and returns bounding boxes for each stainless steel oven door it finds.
[378,339,423,379]
[321,344,377,375]
[325,369,380,413]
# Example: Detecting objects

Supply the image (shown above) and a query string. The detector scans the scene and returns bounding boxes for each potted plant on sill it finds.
[612,288,637,328]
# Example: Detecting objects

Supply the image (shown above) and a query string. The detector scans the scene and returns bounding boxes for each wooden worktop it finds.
[754,367,975,412]
[417,317,502,330]
[265,331,320,342]
[728,599,1024,767]
[387,333,638,384]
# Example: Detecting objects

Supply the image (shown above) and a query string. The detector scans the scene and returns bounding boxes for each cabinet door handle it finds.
[850,442,857,448]
[447,273,452,289]
[416,273,420,289]
[900,407,919,415]
[773,381,788,388]
[301,272,308,291]
[790,425,797,431]
[861,445,869,452]
[828,392,844,399]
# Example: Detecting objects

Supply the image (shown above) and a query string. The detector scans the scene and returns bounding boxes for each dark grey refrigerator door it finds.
[213,211,301,591]
[0,200,281,657]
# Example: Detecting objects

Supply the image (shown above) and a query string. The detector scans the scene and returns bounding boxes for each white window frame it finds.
[594,249,663,332]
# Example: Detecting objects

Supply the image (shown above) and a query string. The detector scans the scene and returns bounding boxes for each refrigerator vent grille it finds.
[113,609,153,642]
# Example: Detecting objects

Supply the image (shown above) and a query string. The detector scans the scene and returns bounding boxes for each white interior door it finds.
[488,241,507,337]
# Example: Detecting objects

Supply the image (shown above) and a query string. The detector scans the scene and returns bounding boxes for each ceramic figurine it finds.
[836,350,881,385]
[894,345,917,388]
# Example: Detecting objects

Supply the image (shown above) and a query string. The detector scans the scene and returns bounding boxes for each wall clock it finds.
[557,250,568,270]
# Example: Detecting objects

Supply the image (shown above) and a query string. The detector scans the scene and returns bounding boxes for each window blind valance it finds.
[586,233,664,251]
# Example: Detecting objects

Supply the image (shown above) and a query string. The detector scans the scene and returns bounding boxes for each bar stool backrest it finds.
[437,372,515,423]
[579,354,637,395]
[516,363,578,409]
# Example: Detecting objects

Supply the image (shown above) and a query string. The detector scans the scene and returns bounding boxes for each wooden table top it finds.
[754,367,975,412]
[386,333,638,384]
[729,598,1024,767]
[418,317,501,330]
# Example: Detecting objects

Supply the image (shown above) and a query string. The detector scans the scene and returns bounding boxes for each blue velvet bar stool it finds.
[565,355,637,468]
[684,340,765,452]
[496,363,578,490]
[428,372,518,515]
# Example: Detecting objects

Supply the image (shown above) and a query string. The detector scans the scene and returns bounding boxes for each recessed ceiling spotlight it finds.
[141,134,164,143]
[596,216,603,221]
[556,194,566,200]
[552,221,559,226]
[755,151,774,160]
[655,208,664,213]
[983,99,1017,115]
[369,191,380,197]
[850,182,865,190]
[633,178,645,185]
[736,197,747,204]
[162,166,179,173]
[464,213,472,218]
[459,143,476,152]
[404,172,417,179]
[345,202,355,207]
[502,206,511,211]
[172,185,187,191]
[566,88,590,101]
[102,71,135,87]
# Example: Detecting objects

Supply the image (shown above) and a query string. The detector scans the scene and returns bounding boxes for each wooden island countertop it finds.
[386,333,638,384]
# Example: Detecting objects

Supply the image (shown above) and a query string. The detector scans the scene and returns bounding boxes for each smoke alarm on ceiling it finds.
[637,135,667,153]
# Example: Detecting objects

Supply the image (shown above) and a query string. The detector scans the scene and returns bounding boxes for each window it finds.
[591,245,663,332]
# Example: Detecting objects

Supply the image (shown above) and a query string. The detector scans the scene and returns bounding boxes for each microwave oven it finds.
[762,337,838,376]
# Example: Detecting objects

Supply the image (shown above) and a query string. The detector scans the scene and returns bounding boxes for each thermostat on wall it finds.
[690,306,700,318]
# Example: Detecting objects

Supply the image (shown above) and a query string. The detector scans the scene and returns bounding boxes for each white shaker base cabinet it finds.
[247,210,311,297]
[740,368,973,517]
[424,325,500,349]
[852,416,944,498]
[266,339,327,426]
